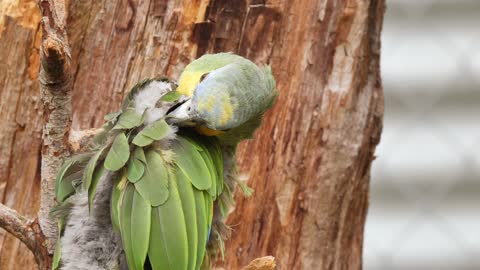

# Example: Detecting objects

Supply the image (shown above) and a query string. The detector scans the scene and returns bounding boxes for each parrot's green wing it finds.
[110,130,225,270]
[50,81,165,270]
[73,91,227,270]
[51,82,225,270]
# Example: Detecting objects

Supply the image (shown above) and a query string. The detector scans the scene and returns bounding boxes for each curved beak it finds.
[166,99,194,125]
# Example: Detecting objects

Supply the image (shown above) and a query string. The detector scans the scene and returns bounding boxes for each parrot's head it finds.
[166,69,239,133]
[166,53,277,142]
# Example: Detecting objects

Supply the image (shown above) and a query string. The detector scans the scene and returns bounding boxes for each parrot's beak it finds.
[166,99,195,125]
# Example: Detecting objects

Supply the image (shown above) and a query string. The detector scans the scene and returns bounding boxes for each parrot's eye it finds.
[199,73,209,82]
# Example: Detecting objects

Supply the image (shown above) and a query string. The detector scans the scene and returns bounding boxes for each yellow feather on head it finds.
[176,71,205,96]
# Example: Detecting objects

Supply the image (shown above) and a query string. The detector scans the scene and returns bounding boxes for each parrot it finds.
[52,53,277,270]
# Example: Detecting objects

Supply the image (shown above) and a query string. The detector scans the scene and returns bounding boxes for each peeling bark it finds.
[0,0,384,269]
[37,0,73,252]
[226,1,385,268]
[0,204,50,270]
[0,4,42,268]
[240,256,276,270]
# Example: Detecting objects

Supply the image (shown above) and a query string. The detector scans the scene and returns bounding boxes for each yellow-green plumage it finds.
[177,53,245,97]
[172,53,277,145]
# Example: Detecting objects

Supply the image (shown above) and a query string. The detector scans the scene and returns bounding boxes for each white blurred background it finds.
[364,0,480,269]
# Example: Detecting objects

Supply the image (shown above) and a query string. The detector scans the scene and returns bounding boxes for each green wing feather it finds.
[113,108,144,130]
[175,167,199,270]
[52,219,64,270]
[131,188,152,269]
[81,145,109,212]
[55,153,93,203]
[55,160,76,202]
[204,192,213,233]
[200,148,217,198]
[148,174,189,270]
[135,150,169,206]
[127,147,146,183]
[119,184,136,270]
[133,119,171,147]
[193,189,209,270]
[207,138,224,198]
[111,174,128,232]
[172,137,212,191]
[136,119,170,140]
[196,136,224,199]
[104,133,130,171]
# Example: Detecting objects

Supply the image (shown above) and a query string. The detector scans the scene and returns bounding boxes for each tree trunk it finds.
[0,1,43,268]
[0,0,384,269]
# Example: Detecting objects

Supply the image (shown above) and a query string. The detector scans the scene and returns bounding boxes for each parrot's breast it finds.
[196,91,235,129]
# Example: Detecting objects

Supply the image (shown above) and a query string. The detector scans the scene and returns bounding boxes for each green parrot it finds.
[53,53,276,270]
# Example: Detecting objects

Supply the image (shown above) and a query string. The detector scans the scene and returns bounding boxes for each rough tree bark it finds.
[37,0,73,252]
[0,0,384,269]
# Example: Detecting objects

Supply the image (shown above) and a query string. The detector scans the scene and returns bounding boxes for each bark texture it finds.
[38,0,73,252]
[0,0,384,269]
[0,1,43,268]
[0,204,50,270]
[225,1,385,269]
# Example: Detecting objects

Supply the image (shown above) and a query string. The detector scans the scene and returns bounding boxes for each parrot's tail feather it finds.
[203,145,237,266]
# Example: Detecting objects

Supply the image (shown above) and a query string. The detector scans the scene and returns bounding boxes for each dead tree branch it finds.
[0,204,35,255]
[0,0,73,267]
[38,0,73,252]
[0,204,51,270]
[0,0,72,266]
